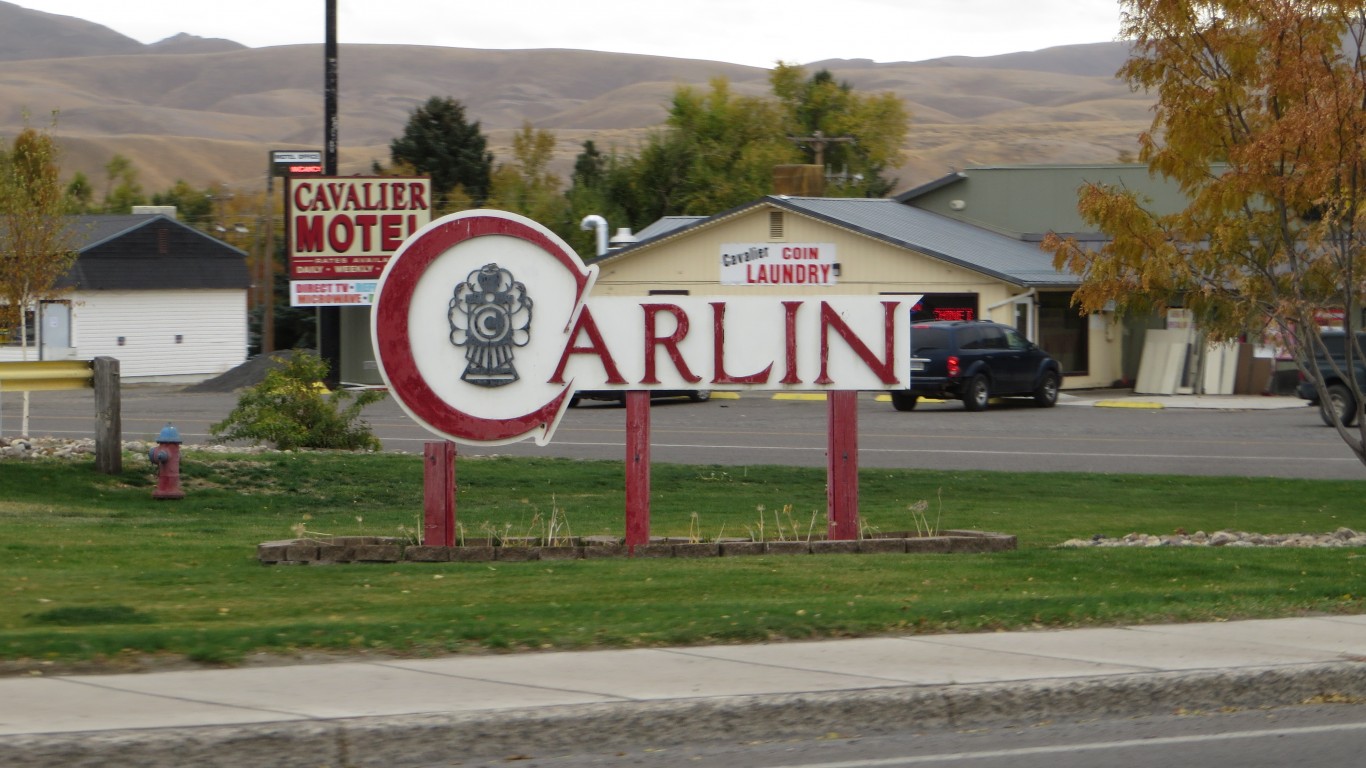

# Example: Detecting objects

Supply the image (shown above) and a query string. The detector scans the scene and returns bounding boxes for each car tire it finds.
[688,390,712,402]
[962,374,990,411]
[1033,371,1060,407]
[1320,384,1358,426]
[891,392,918,412]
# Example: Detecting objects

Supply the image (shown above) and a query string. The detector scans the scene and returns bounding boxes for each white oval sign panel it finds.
[372,210,595,446]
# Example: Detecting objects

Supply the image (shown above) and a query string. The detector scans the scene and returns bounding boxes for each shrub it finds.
[210,351,386,451]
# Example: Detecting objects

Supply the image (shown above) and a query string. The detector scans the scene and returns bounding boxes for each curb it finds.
[3,662,1363,767]
[1094,400,1165,409]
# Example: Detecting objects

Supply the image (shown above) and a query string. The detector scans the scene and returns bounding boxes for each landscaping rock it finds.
[254,530,1017,564]
[1060,529,1366,549]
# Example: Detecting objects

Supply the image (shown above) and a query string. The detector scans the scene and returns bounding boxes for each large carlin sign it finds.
[373,211,915,446]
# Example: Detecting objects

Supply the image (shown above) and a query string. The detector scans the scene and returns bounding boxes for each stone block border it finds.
[256,530,1016,565]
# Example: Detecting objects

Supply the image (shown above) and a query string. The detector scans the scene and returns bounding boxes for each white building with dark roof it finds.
[1,213,250,382]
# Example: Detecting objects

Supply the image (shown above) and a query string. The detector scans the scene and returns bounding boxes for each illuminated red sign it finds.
[932,307,975,321]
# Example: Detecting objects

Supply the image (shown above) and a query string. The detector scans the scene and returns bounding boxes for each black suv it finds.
[1295,330,1366,426]
[891,321,1063,412]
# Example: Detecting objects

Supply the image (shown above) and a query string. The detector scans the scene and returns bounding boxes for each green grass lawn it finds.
[2,451,1363,669]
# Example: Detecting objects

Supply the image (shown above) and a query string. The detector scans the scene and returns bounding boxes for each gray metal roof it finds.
[892,171,965,203]
[599,196,1077,287]
[775,195,1070,285]
[633,215,706,241]
[773,197,1076,287]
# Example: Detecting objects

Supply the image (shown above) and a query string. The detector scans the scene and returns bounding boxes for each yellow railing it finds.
[0,360,94,392]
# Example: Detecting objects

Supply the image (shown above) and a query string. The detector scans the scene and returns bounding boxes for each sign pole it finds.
[827,390,860,540]
[423,441,457,546]
[262,155,275,353]
[625,390,651,550]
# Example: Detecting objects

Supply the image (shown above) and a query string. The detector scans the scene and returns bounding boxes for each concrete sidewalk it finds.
[2,616,1364,767]
[864,390,1311,410]
[1064,391,1311,410]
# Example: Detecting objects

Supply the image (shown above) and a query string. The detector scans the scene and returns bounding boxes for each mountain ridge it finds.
[0,2,1146,195]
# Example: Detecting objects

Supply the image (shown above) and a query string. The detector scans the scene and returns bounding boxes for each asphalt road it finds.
[3,386,1364,480]
[454,703,1366,768]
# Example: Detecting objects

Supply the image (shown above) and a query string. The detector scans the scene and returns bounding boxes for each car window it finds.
[957,327,985,350]
[1317,333,1366,358]
[911,327,950,355]
[1003,328,1029,350]
[977,327,1008,350]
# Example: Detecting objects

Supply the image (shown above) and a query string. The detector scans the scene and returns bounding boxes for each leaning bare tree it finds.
[0,121,78,436]
[1044,0,1366,468]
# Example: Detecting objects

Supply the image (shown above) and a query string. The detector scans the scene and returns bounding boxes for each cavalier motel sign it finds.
[372,210,918,548]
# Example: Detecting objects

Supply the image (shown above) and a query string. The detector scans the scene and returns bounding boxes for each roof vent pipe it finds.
[580,214,609,257]
[609,227,637,250]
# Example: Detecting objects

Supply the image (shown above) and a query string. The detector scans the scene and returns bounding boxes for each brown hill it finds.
[0,2,1148,195]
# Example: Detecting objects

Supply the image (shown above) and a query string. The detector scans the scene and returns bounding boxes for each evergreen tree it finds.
[389,96,493,212]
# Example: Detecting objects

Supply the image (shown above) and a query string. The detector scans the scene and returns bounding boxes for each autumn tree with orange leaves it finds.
[0,120,78,436]
[1044,0,1366,467]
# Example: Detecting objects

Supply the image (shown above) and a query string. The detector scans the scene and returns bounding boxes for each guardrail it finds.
[0,357,122,474]
[0,360,97,392]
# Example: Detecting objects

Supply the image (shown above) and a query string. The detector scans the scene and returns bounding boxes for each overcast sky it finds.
[19,0,1124,68]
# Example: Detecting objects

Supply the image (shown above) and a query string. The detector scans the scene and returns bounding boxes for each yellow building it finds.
[589,196,1123,390]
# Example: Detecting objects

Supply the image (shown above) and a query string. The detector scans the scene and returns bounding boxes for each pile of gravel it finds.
[181,350,299,393]
[1061,529,1366,548]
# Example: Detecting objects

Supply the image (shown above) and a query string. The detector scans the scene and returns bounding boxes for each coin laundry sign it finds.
[720,242,837,285]
[373,211,914,446]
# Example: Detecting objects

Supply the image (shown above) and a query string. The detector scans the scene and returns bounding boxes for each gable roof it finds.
[893,171,966,202]
[55,214,250,291]
[598,196,1076,288]
[634,215,706,241]
[894,164,1230,238]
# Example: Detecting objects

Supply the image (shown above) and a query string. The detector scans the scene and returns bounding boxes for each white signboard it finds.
[272,150,323,164]
[374,211,914,446]
[289,279,378,307]
[288,176,431,279]
[720,242,837,285]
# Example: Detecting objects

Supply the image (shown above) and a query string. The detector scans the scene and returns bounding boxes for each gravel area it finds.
[0,436,267,459]
[1061,529,1366,548]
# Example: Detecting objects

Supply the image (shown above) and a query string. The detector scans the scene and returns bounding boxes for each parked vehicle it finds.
[570,390,711,407]
[892,320,1062,412]
[1294,331,1366,426]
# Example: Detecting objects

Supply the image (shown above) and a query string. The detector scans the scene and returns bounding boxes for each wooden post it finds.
[625,391,651,549]
[93,357,121,475]
[827,390,859,540]
[423,440,456,546]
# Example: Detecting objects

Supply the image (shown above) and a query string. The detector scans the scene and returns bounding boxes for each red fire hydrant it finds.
[149,423,185,500]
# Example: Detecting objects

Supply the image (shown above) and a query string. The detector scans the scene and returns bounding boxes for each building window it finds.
[899,293,979,323]
[769,211,783,239]
[1038,292,1088,375]
[1,308,36,347]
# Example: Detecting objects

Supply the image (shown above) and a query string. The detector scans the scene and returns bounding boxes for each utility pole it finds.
[787,130,855,168]
[261,155,275,353]
[319,0,341,386]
